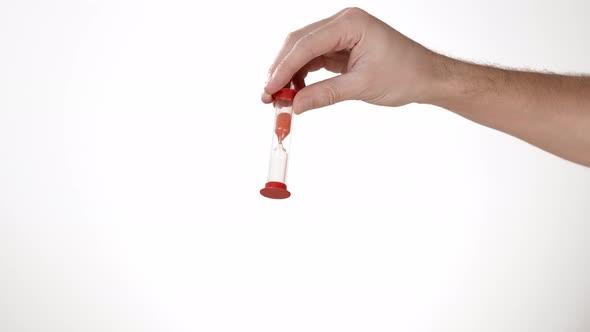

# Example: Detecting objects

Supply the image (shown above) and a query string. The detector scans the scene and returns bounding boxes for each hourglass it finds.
[260,86,297,199]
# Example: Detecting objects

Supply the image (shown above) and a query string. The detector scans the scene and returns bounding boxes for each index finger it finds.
[264,10,362,96]
[267,9,349,80]
[261,9,349,104]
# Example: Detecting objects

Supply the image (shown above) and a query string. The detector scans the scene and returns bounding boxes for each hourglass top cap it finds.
[272,88,297,104]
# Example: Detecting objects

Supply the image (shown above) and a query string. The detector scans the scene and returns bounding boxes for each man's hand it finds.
[261,7,590,167]
[261,7,440,114]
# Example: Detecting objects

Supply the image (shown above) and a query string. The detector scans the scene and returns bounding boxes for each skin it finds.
[261,7,590,167]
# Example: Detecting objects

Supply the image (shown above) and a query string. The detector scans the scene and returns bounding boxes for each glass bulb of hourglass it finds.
[268,142,288,183]
[275,112,292,142]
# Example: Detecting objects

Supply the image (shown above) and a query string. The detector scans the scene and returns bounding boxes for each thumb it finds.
[293,74,363,114]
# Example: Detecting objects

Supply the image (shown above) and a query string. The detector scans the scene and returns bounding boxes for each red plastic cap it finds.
[260,181,291,199]
[272,88,297,102]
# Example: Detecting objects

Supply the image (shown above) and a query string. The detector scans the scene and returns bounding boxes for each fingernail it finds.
[261,92,272,102]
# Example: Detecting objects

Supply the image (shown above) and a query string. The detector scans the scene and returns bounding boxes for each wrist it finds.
[416,53,469,108]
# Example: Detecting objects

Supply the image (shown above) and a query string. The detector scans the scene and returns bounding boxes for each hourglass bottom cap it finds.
[260,182,291,199]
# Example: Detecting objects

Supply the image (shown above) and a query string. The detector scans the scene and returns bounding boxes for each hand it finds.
[261,7,441,114]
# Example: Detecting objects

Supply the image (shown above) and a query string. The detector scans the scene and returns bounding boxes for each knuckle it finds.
[275,60,295,76]
[295,34,318,59]
[285,31,299,45]
[335,8,369,41]
[343,7,367,18]
[322,84,340,106]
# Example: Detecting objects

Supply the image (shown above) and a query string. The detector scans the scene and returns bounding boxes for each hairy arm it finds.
[426,58,590,166]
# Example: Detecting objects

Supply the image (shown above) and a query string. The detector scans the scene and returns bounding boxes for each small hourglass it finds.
[260,85,297,199]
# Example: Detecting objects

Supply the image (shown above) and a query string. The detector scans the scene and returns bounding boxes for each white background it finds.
[1,0,590,331]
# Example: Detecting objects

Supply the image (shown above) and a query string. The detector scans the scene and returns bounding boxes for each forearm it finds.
[423,55,590,167]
